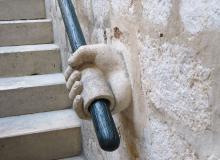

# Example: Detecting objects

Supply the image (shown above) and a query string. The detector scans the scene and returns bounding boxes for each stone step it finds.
[0,73,71,118]
[60,156,86,160]
[0,109,81,160]
[0,0,46,21]
[0,19,53,47]
[0,44,62,77]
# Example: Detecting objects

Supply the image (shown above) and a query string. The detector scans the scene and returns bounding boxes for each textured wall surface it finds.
[46,0,220,159]
[45,0,72,71]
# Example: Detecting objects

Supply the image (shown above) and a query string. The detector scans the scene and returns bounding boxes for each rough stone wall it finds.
[45,0,72,70]
[46,0,220,159]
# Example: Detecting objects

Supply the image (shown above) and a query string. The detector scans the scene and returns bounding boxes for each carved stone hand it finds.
[64,44,131,119]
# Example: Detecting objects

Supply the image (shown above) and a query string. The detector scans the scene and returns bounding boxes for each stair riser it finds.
[0,49,61,77]
[0,20,53,46]
[0,128,81,160]
[0,0,46,21]
[0,85,71,117]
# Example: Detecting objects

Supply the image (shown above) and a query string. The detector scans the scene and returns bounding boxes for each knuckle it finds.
[74,81,82,88]
[70,71,80,80]
[78,45,86,52]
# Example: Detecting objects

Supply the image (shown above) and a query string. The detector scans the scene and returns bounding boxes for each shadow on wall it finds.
[119,106,140,159]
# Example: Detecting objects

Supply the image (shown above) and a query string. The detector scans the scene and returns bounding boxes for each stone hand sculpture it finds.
[64,44,131,119]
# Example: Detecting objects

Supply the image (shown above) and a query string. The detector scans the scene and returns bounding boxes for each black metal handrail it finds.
[58,0,120,151]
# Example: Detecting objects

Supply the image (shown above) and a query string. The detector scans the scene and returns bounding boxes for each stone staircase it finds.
[0,0,83,159]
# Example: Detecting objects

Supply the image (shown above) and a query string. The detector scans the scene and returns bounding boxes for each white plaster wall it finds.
[46,0,220,159]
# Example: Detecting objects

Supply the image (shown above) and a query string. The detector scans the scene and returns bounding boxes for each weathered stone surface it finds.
[0,19,53,46]
[46,0,220,159]
[66,44,132,119]
[140,39,211,132]
[146,117,198,160]
[142,0,172,26]
[0,0,46,20]
[0,44,61,77]
[180,0,220,34]
[0,109,81,160]
[45,0,72,71]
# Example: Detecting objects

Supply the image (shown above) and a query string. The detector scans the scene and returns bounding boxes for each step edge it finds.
[0,125,81,139]
[0,44,59,54]
[0,109,81,139]
[0,19,52,24]
[0,73,66,91]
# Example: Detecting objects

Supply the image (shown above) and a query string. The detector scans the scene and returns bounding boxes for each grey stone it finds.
[0,109,81,160]
[60,156,86,160]
[0,73,71,117]
[0,0,46,20]
[0,19,53,46]
[0,44,61,77]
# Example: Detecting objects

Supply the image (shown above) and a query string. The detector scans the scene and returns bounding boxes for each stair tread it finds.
[0,44,61,77]
[0,73,71,117]
[0,109,80,138]
[0,19,51,24]
[0,0,46,21]
[60,156,86,160]
[0,1,81,159]
[0,73,65,90]
[0,19,53,46]
[0,44,59,54]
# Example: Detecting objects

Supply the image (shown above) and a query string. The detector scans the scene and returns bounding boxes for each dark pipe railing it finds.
[58,0,120,151]
[89,99,120,151]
